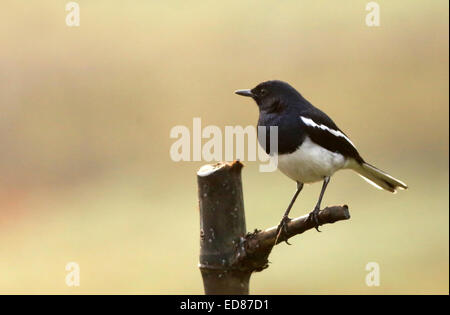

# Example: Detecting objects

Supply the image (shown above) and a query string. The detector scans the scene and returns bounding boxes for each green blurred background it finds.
[0,0,448,294]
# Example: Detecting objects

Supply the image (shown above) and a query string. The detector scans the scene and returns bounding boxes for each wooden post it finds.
[197,161,249,294]
[197,161,351,295]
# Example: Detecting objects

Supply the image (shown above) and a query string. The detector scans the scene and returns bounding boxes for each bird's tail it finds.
[352,162,408,193]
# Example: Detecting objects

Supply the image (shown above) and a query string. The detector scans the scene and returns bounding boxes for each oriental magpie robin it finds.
[235,80,407,238]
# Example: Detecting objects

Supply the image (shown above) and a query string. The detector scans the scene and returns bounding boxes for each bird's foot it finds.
[275,215,292,245]
[308,207,322,232]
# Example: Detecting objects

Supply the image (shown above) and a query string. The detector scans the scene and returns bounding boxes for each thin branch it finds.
[256,205,349,246]
[234,206,351,272]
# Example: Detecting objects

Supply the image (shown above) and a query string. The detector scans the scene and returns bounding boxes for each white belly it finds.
[276,136,347,183]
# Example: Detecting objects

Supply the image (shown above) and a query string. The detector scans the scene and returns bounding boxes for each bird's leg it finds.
[275,182,304,245]
[308,176,330,232]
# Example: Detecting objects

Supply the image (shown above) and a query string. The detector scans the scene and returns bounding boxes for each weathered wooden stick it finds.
[197,161,249,294]
[197,161,350,295]
[236,206,350,273]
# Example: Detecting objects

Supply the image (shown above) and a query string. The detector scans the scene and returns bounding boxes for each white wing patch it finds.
[300,116,356,148]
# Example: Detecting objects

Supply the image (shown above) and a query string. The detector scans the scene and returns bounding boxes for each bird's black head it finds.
[235,80,303,113]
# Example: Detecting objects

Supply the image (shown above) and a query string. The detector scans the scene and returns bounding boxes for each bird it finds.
[235,80,407,239]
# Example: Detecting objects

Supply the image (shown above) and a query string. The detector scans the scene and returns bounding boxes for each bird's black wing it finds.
[299,107,364,163]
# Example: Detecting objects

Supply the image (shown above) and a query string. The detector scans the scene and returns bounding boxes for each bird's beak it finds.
[234,89,254,97]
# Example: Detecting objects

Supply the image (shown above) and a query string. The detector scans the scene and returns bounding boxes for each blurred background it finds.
[0,0,448,294]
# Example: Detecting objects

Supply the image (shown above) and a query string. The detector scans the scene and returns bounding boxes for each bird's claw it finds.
[276,216,292,245]
[308,207,322,232]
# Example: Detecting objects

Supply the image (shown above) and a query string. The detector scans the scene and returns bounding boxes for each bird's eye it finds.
[260,89,268,96]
